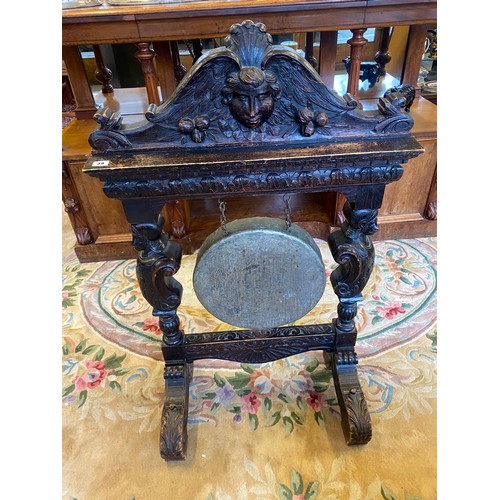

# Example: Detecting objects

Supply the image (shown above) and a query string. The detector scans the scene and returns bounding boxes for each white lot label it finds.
[92,160,110,167]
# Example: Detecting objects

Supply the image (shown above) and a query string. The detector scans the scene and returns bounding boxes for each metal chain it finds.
[283,194,292,229]
[218,199,229,235]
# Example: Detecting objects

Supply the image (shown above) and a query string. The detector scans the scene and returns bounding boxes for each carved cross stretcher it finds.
[84,20,424,461]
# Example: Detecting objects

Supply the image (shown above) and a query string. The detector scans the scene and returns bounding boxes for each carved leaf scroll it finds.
[88,20,416,153]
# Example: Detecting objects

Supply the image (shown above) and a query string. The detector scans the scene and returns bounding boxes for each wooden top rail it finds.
[62,0,436,45]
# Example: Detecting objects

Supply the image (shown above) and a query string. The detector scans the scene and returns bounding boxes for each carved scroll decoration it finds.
[131,215,183,345]
[89,20,415,152]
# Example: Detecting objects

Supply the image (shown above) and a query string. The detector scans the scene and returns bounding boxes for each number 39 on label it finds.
[92,160,110,167]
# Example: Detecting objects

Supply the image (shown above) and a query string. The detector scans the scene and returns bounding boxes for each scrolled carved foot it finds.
[159,363,192,461]
[331,355,372,445]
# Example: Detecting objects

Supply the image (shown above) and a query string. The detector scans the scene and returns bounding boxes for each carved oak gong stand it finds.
[84,21,423,461]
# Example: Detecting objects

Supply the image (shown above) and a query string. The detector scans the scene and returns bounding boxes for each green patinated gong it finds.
[193,217,326,329]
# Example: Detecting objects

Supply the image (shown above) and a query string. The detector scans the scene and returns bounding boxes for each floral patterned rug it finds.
[62,212,437,499]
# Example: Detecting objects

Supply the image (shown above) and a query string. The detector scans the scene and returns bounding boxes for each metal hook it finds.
[218,198,229,235]
[283,194,292,229]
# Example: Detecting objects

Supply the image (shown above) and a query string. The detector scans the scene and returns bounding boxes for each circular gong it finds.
[193,217,326,329]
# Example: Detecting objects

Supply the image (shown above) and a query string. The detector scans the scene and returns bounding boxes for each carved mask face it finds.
[222,67,280,129]
[230,83,275,129]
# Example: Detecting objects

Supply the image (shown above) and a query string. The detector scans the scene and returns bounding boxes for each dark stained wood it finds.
[82,20,425,460]
[62,45,97,119]
[61,92,436,261]
[135,42,161,105]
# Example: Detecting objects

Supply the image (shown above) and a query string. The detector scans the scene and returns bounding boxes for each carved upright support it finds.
[346,29,367,99]
[92,45,113,94]
[135,42,161,105]
[374,27,392,75]
[131,215,189,460]
[327,201,378,445]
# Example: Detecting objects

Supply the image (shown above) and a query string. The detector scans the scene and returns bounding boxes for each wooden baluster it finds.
[346,29,367,99]
[62,45,97,119]
[318,31,338,91]
[154,41,176,102]
[401,24,431,88]
[374,27,392,75]
[135,42,161,105]
[305,32,318,69]
[170,41,187,85]
[92,44,113,94]
[190,39,204,63]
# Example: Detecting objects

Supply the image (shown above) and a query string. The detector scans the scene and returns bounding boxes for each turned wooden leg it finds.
[135,42,161,106]
[170,41,187,85]
[327,201,379,445]
[130,213,190,461]
[374,27,392,76]
[346,29,367,100]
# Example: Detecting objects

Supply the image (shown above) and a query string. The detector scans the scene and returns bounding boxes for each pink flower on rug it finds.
[142,317,161,334]
[62,291,69,300]
[292,495,304,500]
[72,360,107,390]
[241,393,261,414]
[376,301,406,320]
[306,391,326,412]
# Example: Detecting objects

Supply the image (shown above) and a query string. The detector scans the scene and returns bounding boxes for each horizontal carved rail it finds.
[172,323,336,363]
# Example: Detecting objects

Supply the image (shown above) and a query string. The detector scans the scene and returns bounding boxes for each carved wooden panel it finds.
[88,21,417,154]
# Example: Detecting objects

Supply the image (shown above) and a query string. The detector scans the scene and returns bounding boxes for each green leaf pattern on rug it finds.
[364,242,434,326]
[62,264,92,308]
[278,468,320,500]
[194,359,336,434]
